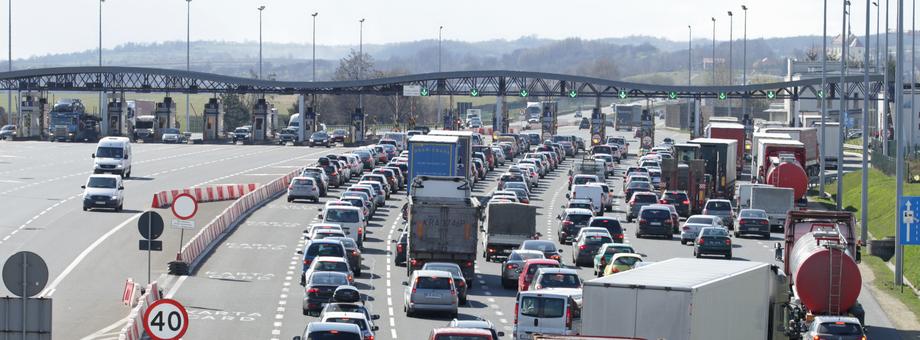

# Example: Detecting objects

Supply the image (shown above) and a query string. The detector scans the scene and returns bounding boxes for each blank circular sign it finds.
[171,194,198,221]
[2,251,49,298]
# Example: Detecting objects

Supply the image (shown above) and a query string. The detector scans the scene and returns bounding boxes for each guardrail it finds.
[117,282,160,340]
[150,184,258,209]
[168,168,301,275]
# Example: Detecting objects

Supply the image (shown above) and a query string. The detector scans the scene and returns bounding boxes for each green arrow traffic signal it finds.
[718,92,727,100]
[520,89,528,97]
[618,90,627,99]
[569,90,577,98]
[767,91,776,99]
[817,90,824,98]
[470,88,479,97]
[420,88,429,96]
[668,91,678,100]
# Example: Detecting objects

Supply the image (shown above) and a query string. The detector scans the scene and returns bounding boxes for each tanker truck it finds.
[757,138,809,205]
[774,210,865,338]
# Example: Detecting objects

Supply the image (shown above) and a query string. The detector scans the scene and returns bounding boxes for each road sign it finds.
[592,134,601,144]
[139,240,163,251]
[2,251,48,298]
[143,299,189,340]
[519,89,529,97]
[568,90,577,98]
[668,91,678,99]
[899,196,920,245]
[718,92,727,100]
[138,211,164,240]
[618,90,628,99]
[402,85,421,97]
[420,87,430,96]
[766,91,776,99]
[470,88,480,97]
[171,220,196,230]
[171,194,198,221]
[817,90,825,98]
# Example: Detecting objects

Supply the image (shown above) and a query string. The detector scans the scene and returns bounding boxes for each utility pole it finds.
[185,0,191,133]
[742,5,748,120]
[821,0,829,195]
[884,0,891,155]
[862,0,872,245]
[438,25,443,127]
[895,0,905,287]
[728,10,734,116]
[7,0,10,125]
[98,0,104,134]
[837,0,850,211]
[258,5,265,80]
[711,17,717,85]
[311,12,317,107]
[358,18,364,110]
[688,25,693,134]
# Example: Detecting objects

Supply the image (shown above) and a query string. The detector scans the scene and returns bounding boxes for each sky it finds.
[1,0,900,60]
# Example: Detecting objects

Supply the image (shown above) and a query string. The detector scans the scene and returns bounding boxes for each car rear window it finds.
[641,209,671,219]
[326,209,359,223]
[519,296,566,318]
[590,219,622,232]
[702,228,729,237]
[583,235,612,245]
[316,261,349,272]
[434,335,491,340]
[324,318,367,331]
[538,273,581,288]
[309,272,348,285]
[686,216,714,225]
[307,331,362,340]
[308,244,345,257]
[816,322,863,335]
[567,214,592,224]
[416,276,452,290]
[740,210,768,219]
[527,263,557,276]
[664,192,688,200]
[633,194,658,203]
[294,178,315,186]
[510,252,544,261]
[614,256,641,266]
[706,201,732,210]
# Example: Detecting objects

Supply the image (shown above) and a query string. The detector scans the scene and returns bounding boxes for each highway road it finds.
[0,121,902,340]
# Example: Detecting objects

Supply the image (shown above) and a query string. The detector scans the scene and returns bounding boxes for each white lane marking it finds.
[164,276,188,299]
[41,212,143,297]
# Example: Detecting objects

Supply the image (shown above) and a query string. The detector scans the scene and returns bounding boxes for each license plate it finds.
[95,201,106,205]
[651,222,661,226]
[426,294,440,298]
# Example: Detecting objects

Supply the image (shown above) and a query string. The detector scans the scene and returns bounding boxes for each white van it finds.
[513,290,581,340]
[320,205,366,248]
[567,185,604,216]
[92,137,132,178]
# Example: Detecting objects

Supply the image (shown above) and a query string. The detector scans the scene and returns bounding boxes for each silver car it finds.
[703,199,735,229]
[288,177,320,203]
[403,270,458,317]
[500,250,545,289]
[627,192,659,222]
[680,215,724,244]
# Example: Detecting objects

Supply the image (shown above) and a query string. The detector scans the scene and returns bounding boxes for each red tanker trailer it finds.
[776,210,864,337]
[765,156,809,201]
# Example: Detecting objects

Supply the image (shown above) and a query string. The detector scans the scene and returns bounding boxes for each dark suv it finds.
[660,191,691,217]
[557,208,594,244]
[636,206,674,239]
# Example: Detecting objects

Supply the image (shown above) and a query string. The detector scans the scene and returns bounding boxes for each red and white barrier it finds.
[118,282,160,340]
[173,169,300,272]
[150,183,258,209]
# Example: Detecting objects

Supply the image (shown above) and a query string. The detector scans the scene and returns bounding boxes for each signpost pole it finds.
[147,212,152,285]
[21,254,27,340]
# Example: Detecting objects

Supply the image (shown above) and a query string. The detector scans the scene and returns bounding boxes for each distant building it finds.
[784,59,882,129]
[830,31,865,63]
[702,57,726,71]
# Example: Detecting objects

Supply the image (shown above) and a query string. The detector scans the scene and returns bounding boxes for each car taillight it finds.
[303,259,312,266]
[562,221,574,227]
[698,238,704,245]
[397,244,403,252]
[514,302,519,324]
[457,280,465,287]
[464,261,473,267]
[638,219,647,224]
[683,199,690,204]
[739,220,747,225]
[410,259,418,267]
[307,288,319,294]
[600,257,606,265]
[566,306,573,329]
[488,248,496,253]
[579,245,586,250]
[551,254,560,261]
[617,234,624,239]
[659,199,667,204]
[347,275,353,282]
[352,250,359,256]
[366,335,374,340]
[506,263,518,270]
[725,239,731,245]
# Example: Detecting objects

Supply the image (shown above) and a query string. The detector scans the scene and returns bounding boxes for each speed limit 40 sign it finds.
[143,299,189,340]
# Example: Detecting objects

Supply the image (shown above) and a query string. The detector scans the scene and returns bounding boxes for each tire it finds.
[694,251,701,258]
[501,278,513,289]
[355,268,362,277]
[635,233,641,239]
[626,216,632,223]
[733,231,740,238]
[606,205,613,212]
[303,308,309,316]
[726,253,733,260]
[116,204,123,212]
[287,197,293,203]
[82,207,88,211]
[680,240,686,245]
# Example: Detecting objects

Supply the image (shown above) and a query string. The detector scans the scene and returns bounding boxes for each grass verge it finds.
[863,255,920,321]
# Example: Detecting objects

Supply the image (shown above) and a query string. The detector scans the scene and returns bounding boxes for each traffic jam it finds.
[280,114,866,340]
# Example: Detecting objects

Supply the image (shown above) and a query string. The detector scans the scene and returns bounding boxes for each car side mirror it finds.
[402,281,409,286]
[565,193,570,199]
[556,215,562,220]
[497,332,505,337]
[91,153,95,158]
[372,326,379,331]
[557,249,563,253]
[293,336,302,340]
[299,281,305,287]
[296,250,303,255]
[118,186,124,190]
[317,213,323,219]
[372,314,380,320]
[81,185,86,189]
[123,154,128,160]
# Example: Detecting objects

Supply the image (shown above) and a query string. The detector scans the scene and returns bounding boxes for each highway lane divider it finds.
[168,168,301,275]
[150,183,258,208]
[117,281,160,340]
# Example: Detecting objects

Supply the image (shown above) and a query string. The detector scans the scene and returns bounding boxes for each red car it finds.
[517,259,561,291]
[428,328,493,340]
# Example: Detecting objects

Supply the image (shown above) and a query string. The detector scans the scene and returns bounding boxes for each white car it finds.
[319,312,379,340]
[572,227,612,244]
[81,174,125,211]
[592,154,616,175]
[320,205,366,248]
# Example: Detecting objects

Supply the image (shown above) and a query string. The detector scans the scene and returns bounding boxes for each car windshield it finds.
[573,177,596,184]
[686,216,715,225]
[162,128,180,134]
[583,235,612,245]
[816,322,863,335]
[316,261,349,272]
[312,132,329,138]
[424,265,462,278]
[702,228,729,237]
[324,318,368,331]
[95,146,123,159]
[509,252,543,261]
[615,256,641,266]
[87,177,117,189]
[416,276,452,289]
[519,296,565,318]
[294,179,315,186]
[591,219,622,232]
[308,244,345,257]
[538,273,581,288]
[627,182,652,190]
[633,194,658,203]
[434,336,490,340]
[605,246,634,255]
[567,214,592,224]
[740,210,768,219]
[333,129,347,136]
[326,209,359,223]
[641,209,671,219]
[706,201,732,210]
[523,241,556,252]
[309,272,349,285]
[307,331,362,340]
[570,203,592,210]
[234,128,249,133]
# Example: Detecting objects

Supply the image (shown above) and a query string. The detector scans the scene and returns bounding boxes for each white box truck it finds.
[749,186,795,231]
[581,258,772,340]
[813,122,841,170]
[735,183,773,211]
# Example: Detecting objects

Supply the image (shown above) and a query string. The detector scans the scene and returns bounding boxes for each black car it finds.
[624,181,654,202]
[636,206,674,239]
[302,271,350,316]
[393,231,408,265]
[520,240,562,262]
[660,191,691,217]
[588,217,625,243]
[557,209,593,244]
[694,227,732,259]
[231,126,251,143]
[309,131,331,147]
[573,233,613,266]
[331,129,348,143]
[579,117,590,129]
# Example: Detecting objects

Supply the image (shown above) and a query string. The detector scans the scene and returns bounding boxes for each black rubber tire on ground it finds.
[303,309,309,316]
[287,197,293,203]
[726,253,732,260]
[116,204,123,212]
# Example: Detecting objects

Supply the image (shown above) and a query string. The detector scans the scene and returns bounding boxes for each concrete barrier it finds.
[117,282,160,340]
[150,183,258,209]
[169,168,301,274]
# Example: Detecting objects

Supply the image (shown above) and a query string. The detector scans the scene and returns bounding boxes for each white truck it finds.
[581,258,773,340]
[749,186,795,231]
[813,121,841,170]
[735,183,773,211]
[481,202,537,262]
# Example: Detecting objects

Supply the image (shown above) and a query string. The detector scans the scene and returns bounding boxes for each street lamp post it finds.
[862,0,872,245]
[438,26,443,127]
[711,17,716,85]
[742,5,748,120]
[821,0,829,195]
[688,25,693,136]
[258,5,265,80]
[874,1,880,69]
[312,12,318,82]
[98,0,104,134]
[911,0,915,147]
[358,18,364,109]
[895,0,905,287]
[728,11,733,116]
[838,0,850,210]
[185,0,191,133]
[884,0,890,155]
[7,0,10,125]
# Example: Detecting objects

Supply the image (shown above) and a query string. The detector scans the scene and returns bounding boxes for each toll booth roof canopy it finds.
[409,135,460,143]
[688,138,738,145]
[429,130,474,137]
[706,122,746,129]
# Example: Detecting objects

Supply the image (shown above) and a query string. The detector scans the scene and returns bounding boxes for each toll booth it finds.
[203,98,223,141]
[351,108,365,144]
[154,97,176,130]
[541,104,558,140]
[637,109,655,151]
[268,107,279,138]
[19,93,45,139]
[251,98,269,142]
[304,106,317,135]
[106,98,126,136]
[443,111,454,130]
[590,107,605,146]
